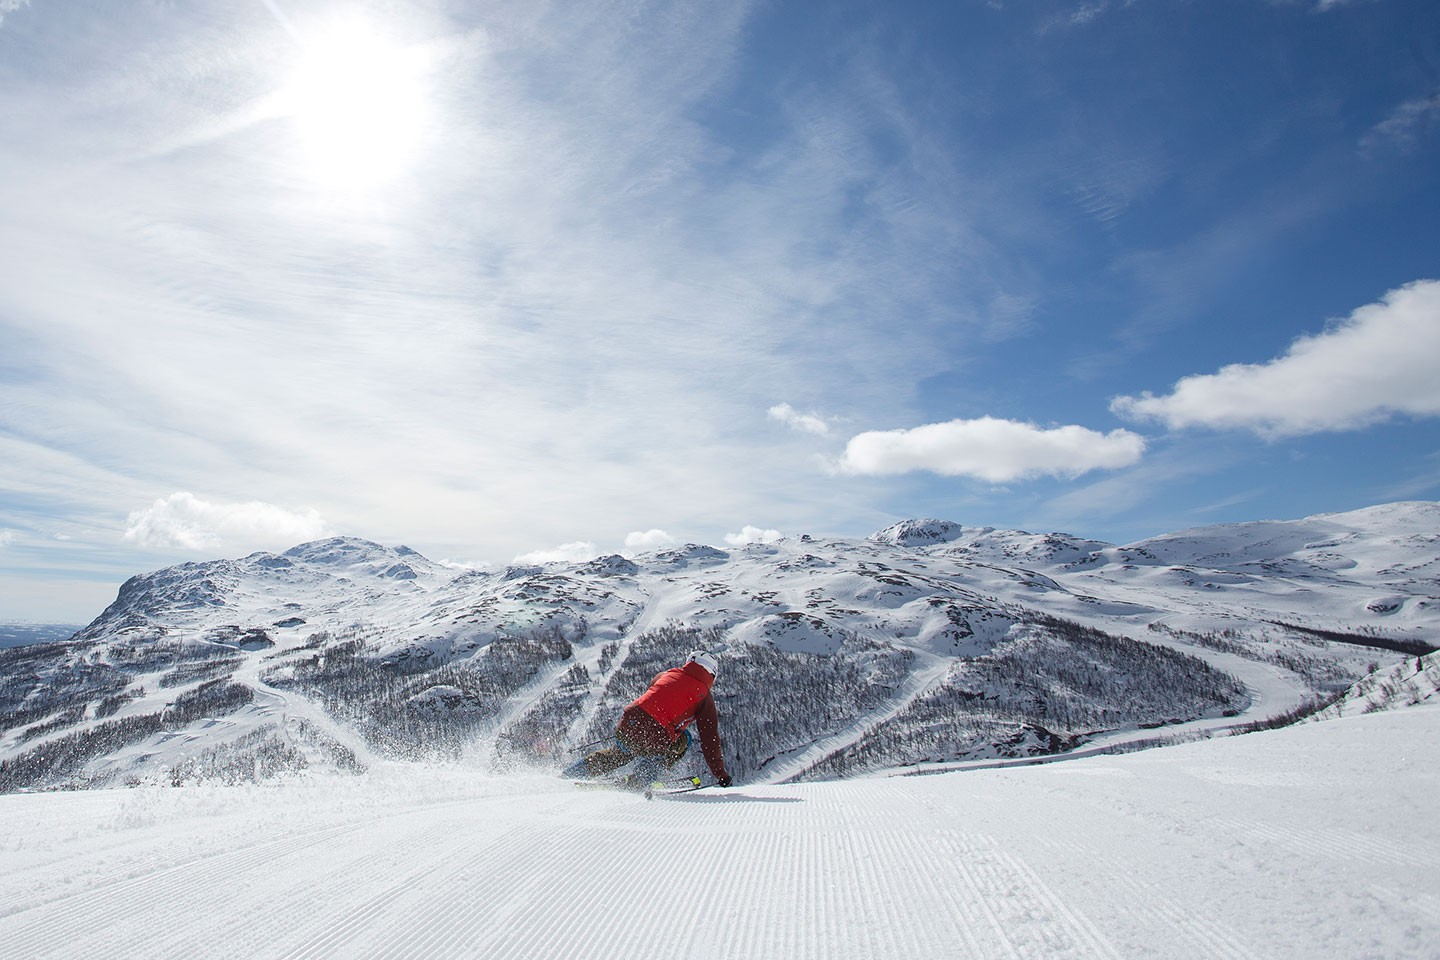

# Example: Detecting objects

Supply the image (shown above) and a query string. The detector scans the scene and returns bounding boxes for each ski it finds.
[644,775,704,800]
[569,774,705,800]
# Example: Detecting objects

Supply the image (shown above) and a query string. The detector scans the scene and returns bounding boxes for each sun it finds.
[276,17,435,190]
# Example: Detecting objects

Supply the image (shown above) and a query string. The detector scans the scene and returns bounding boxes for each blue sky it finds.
[1,0,1437,622]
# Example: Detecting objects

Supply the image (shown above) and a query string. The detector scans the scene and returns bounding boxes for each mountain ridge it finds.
[3,501,1436,792]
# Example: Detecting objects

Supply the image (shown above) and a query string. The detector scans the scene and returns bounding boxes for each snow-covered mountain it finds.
[2,503,1436,792]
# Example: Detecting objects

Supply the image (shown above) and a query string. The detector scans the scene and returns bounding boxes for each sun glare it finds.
[278,17,434,190]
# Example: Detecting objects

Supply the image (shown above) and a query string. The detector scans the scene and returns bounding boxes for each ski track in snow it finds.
[1035,837,1260,960]
[486,651,588,747]
[557,588,671,746]
[2,818,375,957]
[1212,817,1430,869]
[2,706,1437,960]
[0,780,1126,960]
[245,657,377,770]
[928,831,1118,960]
[756,653,952,784]
[0,786,520,959]
[303,818,561,959]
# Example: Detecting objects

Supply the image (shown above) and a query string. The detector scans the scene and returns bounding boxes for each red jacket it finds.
[626,663,727,780]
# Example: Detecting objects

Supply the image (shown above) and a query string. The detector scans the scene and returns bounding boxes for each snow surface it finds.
[1,703,1435,960]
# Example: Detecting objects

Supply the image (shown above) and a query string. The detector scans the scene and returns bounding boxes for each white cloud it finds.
[724,525,784,546]
[0,529,15,548]
[768,403,831,436]
[1069,3,1110,27]
[1111,280,1440,437]
[512,541,599,565]
[0,1,29,29]
[624,529,677,551]
[1360,93,1440,156]
[436,557,485,573]
[838,417,1146,483]
[122,492,328,552]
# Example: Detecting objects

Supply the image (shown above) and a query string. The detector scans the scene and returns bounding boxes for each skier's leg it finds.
[631,754,664,785]
[579,744,634,778]
[662,729,691,769]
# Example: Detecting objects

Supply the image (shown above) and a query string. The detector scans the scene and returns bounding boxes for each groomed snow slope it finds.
[2,705,1435,960]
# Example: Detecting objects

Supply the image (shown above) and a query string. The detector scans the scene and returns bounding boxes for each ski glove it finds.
[716,773,732,788]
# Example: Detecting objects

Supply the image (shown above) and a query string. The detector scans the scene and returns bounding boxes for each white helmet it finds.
[688,650,718,678]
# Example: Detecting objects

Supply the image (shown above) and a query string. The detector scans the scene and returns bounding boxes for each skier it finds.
[574,651,733,788]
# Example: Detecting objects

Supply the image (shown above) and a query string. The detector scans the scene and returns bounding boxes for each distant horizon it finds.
[3,0,1437,623]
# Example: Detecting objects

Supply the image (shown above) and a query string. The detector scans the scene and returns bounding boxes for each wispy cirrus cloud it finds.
[1111,280,1440,437]
[0,0,1000,578]
[1360,93,1440,156]
[1030,436,1245,534]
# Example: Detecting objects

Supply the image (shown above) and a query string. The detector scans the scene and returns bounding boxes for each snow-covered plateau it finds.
[1,502,1437,956]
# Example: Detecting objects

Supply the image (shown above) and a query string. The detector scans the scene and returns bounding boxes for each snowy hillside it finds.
[1312,651,1440,719]
[1,702,1435,960]
[2,503,1437,792]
